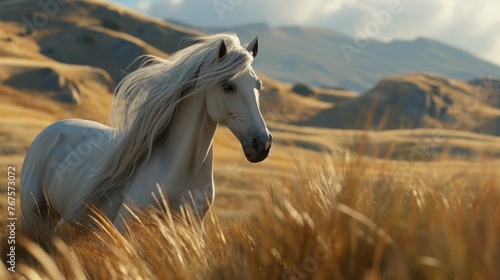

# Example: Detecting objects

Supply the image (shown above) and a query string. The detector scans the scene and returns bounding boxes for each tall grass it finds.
[1,156,499,279]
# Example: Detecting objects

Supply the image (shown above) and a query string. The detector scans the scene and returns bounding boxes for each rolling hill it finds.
[0,0,201,83]
[298,73,500,135]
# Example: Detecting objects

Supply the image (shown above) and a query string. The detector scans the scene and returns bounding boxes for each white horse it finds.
[20,33,272,239]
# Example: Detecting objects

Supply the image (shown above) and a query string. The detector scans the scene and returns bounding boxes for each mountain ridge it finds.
[174,21,500,92]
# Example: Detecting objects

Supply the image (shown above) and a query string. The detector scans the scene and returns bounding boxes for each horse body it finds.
[20,33,272,238]
[21,94,217,230]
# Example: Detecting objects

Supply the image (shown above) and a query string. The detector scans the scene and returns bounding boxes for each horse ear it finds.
[216,39,227,62]
[246,36,259,58]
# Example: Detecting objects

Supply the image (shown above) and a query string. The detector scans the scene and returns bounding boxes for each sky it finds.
[111,0,500,66]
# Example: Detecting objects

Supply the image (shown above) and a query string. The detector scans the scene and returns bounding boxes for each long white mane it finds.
[69,33,254,218]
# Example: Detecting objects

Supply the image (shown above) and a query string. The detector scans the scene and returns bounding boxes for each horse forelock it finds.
[70,33,254,218]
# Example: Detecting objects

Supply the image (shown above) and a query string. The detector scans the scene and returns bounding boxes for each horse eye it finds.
[222,83,234,93]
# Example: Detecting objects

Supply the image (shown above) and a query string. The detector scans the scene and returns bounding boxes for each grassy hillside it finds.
[298,73,500,135]
[0,0,201,83]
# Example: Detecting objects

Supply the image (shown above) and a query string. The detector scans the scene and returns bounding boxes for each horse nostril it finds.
[267,134,273,148]
[252,138,260,151]
[265,140,272,150]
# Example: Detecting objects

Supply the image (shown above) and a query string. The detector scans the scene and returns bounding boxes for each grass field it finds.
[1,151,499,279]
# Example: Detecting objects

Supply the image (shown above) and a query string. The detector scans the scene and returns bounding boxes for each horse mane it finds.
[68,33,254,218]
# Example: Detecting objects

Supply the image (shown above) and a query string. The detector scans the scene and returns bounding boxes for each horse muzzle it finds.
[242,132,272,163]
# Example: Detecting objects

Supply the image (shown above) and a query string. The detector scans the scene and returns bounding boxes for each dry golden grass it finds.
[1,155,499,279]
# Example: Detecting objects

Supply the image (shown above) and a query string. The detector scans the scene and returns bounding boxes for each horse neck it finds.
[155,92,217,178]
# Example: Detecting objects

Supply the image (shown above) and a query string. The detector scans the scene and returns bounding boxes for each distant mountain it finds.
[297,73,500,136]
[180,22,500,92]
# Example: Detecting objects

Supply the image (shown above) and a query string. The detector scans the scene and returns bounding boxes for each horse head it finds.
[206,36,272,163]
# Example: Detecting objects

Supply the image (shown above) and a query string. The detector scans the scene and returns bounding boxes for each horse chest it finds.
[122,157,214,216]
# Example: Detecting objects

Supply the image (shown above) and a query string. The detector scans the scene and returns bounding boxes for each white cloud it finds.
[123,0,500,66]
[136,1,151,12]
[168,0,183,7]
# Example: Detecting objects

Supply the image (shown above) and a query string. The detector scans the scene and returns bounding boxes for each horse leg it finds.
[20,180,60,242]
[20,149,60,244]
